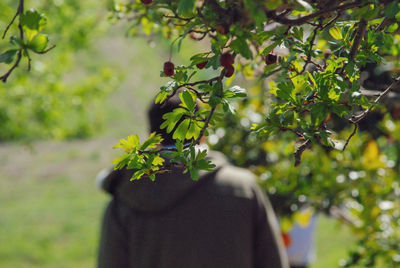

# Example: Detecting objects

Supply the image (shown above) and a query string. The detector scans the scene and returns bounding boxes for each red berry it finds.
[224,65,234,77]
[141,0,153,4]
[196,61,208,69]
[163,61,175,76]
[265,53,278,65]
[220,53,234,67]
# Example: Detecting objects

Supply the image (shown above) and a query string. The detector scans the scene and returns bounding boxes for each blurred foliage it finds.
[210,84,400,267]
[0,0,121,140]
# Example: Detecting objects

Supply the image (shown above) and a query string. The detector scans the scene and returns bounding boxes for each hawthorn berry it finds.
[265,53,278,65]
[224,65,234,77]
[163,61,175,76]
[220,53,234,67]
[141,0,153,4]
[196,61,208,69]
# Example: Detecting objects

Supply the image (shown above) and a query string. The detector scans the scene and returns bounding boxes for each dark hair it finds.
[148,92,198,145]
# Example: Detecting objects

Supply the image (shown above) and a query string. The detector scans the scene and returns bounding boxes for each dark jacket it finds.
[98,151,289,268]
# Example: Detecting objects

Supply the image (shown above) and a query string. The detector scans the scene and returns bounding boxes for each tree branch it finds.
[342,123,358,151]
[265,1,366,26]
[349,19,367,61]
[294,139,312,166]
[350,76,400,124]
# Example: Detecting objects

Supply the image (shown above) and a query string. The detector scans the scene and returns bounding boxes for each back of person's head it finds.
[148,92,198,145]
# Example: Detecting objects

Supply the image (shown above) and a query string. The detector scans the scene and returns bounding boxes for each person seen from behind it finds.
[97,92,289,268]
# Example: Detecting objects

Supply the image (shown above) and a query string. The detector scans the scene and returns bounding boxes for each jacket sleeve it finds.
[253,186,290,268]
[97,199,130,268]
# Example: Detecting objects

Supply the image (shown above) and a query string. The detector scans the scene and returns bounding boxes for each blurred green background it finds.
[0,0,355,267]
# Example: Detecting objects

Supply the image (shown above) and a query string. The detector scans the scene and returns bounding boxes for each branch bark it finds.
[265,1,365,26]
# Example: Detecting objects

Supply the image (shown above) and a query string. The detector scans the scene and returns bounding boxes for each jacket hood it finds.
[101,150,228,213]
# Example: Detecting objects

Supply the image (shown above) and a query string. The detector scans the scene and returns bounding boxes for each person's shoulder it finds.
[205,151,261,199]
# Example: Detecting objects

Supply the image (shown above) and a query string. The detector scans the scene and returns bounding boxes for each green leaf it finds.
[112,153,131,169]
[261,42,279,55]
[189,167,199,181]
[152,155,165,166]
[140,132,163,150]
[329,27,343,40]
[161,108,187,133]
[243,0,267,27]
[190,52,209,65]
[265,0,283,10]
[20,9,46,31]
[209,95,222,108]
[177,0,195,16]
[173,118,190,140]
[213,81,223,97]
[331,103,349,117]
[230,38,253,59]
[28,34,48,53]
[180,90,195,111]
[156,81,178,104]
[0,49,18,64]
[276,82,295,102]
[196,159,216,171]
[185,120,199,139]
[310,102,327,126]
[227,85,247,98]
[292,27,304,41]
[176,140,184,152]
[155,91,169,104]
[127,155,143,169]
[113,134,140,152]
[222,100,235,114]
[131,170,146,181]
[384,1,399,18]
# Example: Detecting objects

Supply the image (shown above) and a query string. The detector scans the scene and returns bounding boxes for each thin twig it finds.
[342,123,358,151]
[2,6,21,39]
[163,14,194,21]
[35,44,56,54]
[1,0,24,83]
[298,24,320,75]
[0,50,22,82]
[196,106,216,144]
[376,17,396,32]
[350,76,400,123]
[321,12,341,30]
